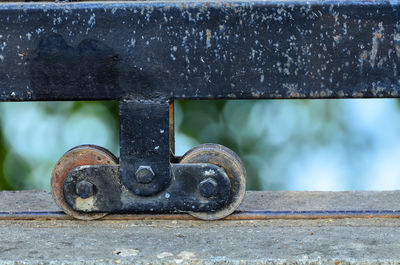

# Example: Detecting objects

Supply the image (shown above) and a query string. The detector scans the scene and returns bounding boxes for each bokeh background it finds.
[0,99,399,191]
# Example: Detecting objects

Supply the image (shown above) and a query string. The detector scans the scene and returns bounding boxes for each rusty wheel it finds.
[180,144,246,220]
[51,144,118,220]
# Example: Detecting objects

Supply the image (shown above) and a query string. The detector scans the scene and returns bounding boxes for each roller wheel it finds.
[51,144,118,220]
[180,144,246,220]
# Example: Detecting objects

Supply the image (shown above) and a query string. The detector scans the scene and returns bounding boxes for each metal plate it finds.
[63,163,231,213]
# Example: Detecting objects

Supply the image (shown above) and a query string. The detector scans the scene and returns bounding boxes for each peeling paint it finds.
[75,196,97,211]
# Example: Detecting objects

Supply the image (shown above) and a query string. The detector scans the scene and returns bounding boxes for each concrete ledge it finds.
[0,191,399,264]
[1,190,400,219]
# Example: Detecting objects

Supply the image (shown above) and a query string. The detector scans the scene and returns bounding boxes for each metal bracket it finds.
[119,99,172,196]
[63,163,231,213]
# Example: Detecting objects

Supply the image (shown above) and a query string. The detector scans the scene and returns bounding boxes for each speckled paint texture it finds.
[0,1,399,101]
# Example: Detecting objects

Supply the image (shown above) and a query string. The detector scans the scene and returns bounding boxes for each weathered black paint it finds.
[0,1,400,101]
[30,33,121,99]
[119,100,171,196]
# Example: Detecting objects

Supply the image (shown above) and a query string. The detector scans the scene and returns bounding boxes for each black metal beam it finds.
[0,1,399,101]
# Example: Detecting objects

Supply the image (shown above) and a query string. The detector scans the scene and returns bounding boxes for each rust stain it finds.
[51,145,117,220]
[360,52,368,59]
[206,29,211,40]
[169,101,175,154]
[374,32,382,39]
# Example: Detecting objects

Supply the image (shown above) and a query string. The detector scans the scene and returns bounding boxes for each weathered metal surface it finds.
[0,1,399,101]
[180,143,246,220]
[51,145,118,220]
[62,163,231,213]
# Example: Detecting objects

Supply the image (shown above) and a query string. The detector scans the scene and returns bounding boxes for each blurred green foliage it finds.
[0,101,119,191]
[177,100,262,190]
[0,99,399,191]
[0,100,267,191]
[0,129,12,190]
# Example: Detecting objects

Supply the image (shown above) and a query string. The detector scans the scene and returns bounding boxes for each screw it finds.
[199,178,218,198]
[76,180,94,199]
[135,166,155,184]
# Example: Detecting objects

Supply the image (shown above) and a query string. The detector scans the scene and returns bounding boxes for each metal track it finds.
[1,209,400,221]
[2,191,400,220]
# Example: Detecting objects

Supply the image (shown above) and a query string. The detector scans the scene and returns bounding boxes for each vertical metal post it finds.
[169,101,175,156]
[119,99,171,196]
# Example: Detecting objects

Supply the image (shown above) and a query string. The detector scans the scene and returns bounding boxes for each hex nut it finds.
[199,178,218,198]
[135,166,155,184]
[76,180,94,199]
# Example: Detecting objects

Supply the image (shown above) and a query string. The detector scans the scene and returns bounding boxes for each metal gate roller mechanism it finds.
[1,0,400,219]
[53,142,244,220]
[51,100,246,220]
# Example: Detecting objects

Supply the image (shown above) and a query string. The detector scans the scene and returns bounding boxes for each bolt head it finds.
[199,178,218,198]
[76,180,94,199]
[135,166,155,184]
